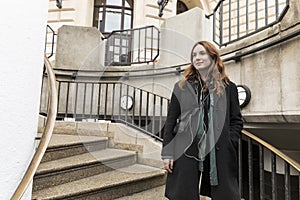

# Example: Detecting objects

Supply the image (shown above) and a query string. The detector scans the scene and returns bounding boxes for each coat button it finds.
[216,146,220,151]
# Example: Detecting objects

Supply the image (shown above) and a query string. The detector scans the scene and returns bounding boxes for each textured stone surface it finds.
[33,164,166,200]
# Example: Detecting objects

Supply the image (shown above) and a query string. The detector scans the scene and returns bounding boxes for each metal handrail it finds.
[11,54,57,200]
[212,0,290,46]
[242,129,300,172]
[38,68,300,198]
[102,26,160,66]
[45,25,57,59]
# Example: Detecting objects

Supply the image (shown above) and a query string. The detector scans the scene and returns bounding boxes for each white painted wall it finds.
[0,1,48,199]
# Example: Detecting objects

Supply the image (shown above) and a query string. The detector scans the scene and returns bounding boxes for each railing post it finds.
[248,138,254,200]
[284,161,291,200]
[238,136,243,198]
[271,153,277,200]
[259,144,264,200]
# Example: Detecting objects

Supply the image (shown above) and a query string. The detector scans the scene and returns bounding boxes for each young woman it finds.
[162,41,243,200]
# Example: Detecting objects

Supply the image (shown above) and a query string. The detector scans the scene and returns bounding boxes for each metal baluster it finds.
[259,144,264,200]
[219,2,224,45]
[132,87,136,124]
[97,83,101,120]
[271,153,277,200]
[265,0,268,25]
[82,83,87,120]
[119,83,122,120]
[152,95,156,135]
[144,28,147,63]
[139,90,142,127]
[284,161,291,200]
[275,0,279,19]
[138,29,141,62]
[255,0,258,30]
[151,27,153,61]
[74,82,78,120]
[213,12,217,44]
[229,0,232,42]
[248,138,254,200]
[237,0,240,38]
[90,83,94,119]
[104,83,108,119]
[65,82,70,118]
[111,83,115,120]
[57,81,61,116]
[246,0,249,34]
[238,136,243,198]
[145,92,149,132]
[125,84,129,123]
[159,97,163,138]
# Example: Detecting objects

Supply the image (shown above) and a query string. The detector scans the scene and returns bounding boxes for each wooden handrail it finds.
[11,54,57,200]
[242,129,300,172]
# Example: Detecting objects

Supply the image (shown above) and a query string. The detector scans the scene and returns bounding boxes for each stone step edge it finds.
[43,135,108,149]
[41,138,109,163]
[36,151,137,176]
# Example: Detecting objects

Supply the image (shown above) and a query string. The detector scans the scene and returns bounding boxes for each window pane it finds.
[125,0,131,7]
[98,8,103,31]
[124,10,132,29]
[106,0,122,6]
[105,8,122,32]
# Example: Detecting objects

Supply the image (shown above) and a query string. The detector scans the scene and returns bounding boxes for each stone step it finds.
[33,148,137,191]
[115,185,211,200]
[40,134,108,162]
[32,164,166,200]
[115,185,167,200]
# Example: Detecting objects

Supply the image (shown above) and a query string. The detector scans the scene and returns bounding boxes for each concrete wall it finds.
[158,7,212,67]
[125,7,213,99]
[0,1,48,199]
[133,0,176,28]
[55,25,105,71]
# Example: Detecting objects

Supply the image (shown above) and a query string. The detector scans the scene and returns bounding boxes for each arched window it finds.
[177,0,188,15]
[93,0,133,36]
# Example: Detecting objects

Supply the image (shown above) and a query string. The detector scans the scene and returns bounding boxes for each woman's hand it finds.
[163,158,174,173]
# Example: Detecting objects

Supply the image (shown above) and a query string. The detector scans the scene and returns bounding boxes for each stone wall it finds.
[55,25,105,71]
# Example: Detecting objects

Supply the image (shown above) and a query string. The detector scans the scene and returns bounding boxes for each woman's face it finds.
[192,44,212,72]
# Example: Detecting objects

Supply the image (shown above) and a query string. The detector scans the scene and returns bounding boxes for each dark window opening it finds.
[93,0,133,37]
[177,0,188,15]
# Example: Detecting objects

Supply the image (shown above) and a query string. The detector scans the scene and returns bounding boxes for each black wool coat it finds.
[162,80,243,200]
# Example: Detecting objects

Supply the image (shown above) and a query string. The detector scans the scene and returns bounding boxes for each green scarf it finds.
[196,92,218,186]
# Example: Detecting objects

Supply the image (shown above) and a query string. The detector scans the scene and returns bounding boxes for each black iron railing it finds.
[102,26,160,66]
[211,0,290,46]
[240,130,300,200]
[40,78,168,141]
[39,76,300,199]
[45,25,57,59]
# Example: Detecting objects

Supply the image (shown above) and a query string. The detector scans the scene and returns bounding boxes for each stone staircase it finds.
[32,120,167,200]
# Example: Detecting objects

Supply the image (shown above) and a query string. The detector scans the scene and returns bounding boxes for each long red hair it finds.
[179,41,229,95]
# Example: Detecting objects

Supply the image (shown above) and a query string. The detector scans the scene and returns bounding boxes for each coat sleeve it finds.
[161,83,181,159]
[229,82,243,145]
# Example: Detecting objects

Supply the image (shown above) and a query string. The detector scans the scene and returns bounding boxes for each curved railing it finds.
[240,129,300,200]
[11,54,57,200]
[38,69,300,199]
[211,0,290,46]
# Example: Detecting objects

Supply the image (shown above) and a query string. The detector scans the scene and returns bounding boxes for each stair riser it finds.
[46,174,166,200]
[33,155,136,191]
[42,141,107,162]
